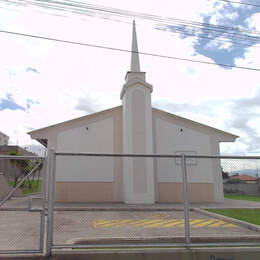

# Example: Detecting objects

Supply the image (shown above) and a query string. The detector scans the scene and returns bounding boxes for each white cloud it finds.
[246,12,260,30]
[0,0,259,156]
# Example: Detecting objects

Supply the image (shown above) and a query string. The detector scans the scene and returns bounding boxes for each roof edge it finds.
[28,106,122,135]
[152,107,239,139]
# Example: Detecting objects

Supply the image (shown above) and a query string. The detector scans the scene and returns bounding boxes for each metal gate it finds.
[0,155,46,254]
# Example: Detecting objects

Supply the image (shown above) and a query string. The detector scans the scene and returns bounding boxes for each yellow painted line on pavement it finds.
[132,219,155,227]
[143,219,176,228]
[189,219,205,225]
[193,219,219,227]
[209,220,227,227]
[162,219,184,227]
[224,223,237,227]
[117,219,136,227]
[93,218,237,228]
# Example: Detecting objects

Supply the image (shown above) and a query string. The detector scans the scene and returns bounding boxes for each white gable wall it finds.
[30,107,123,202]
[153,111,224,202]
[155,117,213,183]
[56,117,114,182]
[29,106,233,203]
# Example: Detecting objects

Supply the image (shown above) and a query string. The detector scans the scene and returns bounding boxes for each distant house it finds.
[0,145,35,180]
[230,174,259,184]
[0,131,9,146]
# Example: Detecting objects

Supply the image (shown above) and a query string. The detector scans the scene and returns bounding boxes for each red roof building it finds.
[231,174,259,183]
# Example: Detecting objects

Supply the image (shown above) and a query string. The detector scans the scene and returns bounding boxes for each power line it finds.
[39,0,260,38]
[3,0,260,41]
[216,0,260,8]
[2,0,260,52]
[3,2,257,49]
[0,29,259,72]
[168,27,260,49]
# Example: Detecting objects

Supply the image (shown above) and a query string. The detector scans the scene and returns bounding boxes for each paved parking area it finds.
[0,209,260,251]
[2,196,260,251]
[0,211,41,251]
[53,210,260,244]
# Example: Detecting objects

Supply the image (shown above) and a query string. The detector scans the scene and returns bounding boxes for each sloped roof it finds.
[28,106,122,135]
[152,107,238,140]
[28,105,238,144]
[231,174,258,181]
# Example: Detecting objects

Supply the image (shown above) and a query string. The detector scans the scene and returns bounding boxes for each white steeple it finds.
[120,20,155,204]
[130,20,140,72]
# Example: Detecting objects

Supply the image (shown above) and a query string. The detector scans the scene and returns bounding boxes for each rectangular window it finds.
[175,151,197,165]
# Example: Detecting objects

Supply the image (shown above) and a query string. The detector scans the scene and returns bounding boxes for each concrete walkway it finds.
[2,196,260,210]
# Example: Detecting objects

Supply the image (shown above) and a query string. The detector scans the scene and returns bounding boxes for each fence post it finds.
[46,149,56,256]
[39,158,47,252]
[181,153,190,245]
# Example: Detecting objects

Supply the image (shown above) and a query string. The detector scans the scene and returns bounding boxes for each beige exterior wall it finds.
[158,183,214,203]
[55,182,114,202]
[29,106,236,204]
[30,107,123,203]
[55,182,214,203]
[152,109,232,202]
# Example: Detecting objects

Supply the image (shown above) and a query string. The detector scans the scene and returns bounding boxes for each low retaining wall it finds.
[224,183,260,196]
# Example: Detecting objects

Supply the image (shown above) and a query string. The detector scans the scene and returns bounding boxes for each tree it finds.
[8,151,42,191]
[222,167,229,179]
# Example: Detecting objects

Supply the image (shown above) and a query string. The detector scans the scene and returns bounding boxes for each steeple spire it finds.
[130,20,140,72]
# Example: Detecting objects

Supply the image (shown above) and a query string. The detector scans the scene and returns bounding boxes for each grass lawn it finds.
[224,194,260,202]
[206,209,260,226]
[8,180,42,194]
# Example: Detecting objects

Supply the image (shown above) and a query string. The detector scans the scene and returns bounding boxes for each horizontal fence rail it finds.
[55,152,260,159]
[0,155,45,160]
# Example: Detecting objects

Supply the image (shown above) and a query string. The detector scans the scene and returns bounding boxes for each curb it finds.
[67,235,260,245]
[0,206,185,211]
[194,208,260,233]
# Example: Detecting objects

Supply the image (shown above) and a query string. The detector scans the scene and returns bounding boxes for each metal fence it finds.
[0,155,46,254]
[1,152,260,256]
[46,150,260,255]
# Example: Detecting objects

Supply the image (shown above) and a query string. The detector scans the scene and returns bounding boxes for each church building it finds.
[28,21,238,204]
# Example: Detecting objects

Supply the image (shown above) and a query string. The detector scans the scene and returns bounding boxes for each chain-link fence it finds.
[46,151,260,253]
[1,152,260,255]
[0,155,46,254]
[185,156,260,244]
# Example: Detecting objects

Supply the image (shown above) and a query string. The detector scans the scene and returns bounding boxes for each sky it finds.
[0,0,260,156]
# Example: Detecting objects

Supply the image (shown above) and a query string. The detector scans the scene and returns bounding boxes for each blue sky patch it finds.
[0,93,26,111]
[193,4,260,66]
[160,3,260,67]
[0,94,39,111]
[26,99,39,109]
[26,67,39,73]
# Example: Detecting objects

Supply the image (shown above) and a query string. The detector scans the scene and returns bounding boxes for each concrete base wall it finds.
[158,183,214,203]
[55,182,114,202]
[224,183,260,196]
[55,182,215,203]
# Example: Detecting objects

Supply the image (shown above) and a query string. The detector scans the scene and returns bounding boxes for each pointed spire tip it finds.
[130,19,140,72]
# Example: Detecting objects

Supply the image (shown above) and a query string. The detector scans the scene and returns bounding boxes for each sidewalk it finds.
[2,196,260,210]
